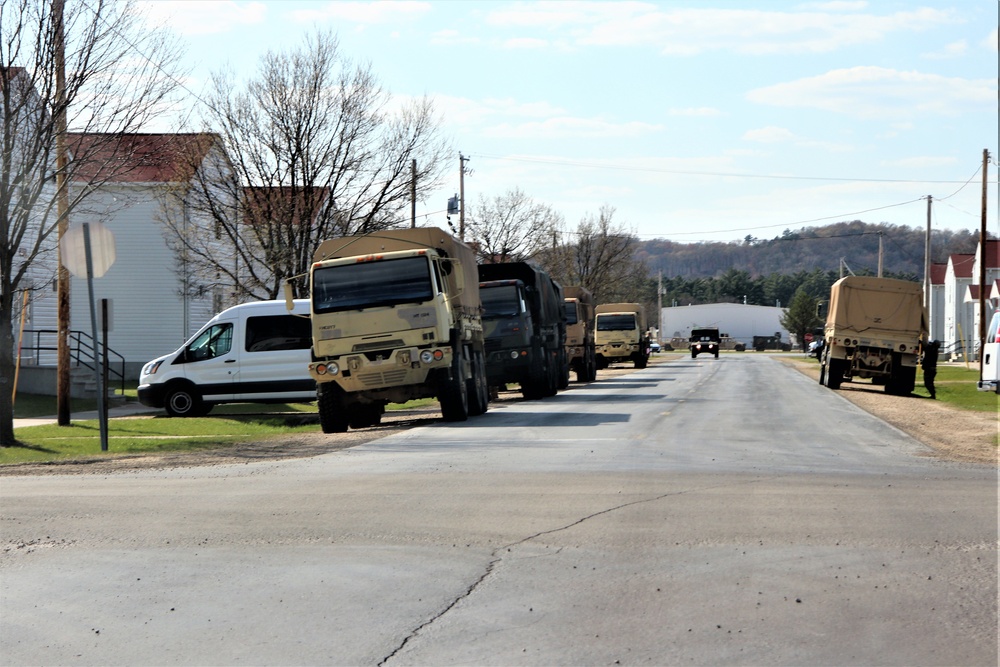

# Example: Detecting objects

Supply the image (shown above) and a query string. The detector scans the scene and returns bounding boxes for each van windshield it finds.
[313,256,435,314]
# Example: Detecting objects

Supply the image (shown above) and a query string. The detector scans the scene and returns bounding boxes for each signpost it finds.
[59,222,115,451]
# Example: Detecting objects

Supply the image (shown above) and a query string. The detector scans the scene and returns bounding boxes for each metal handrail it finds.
[17,329,126,395]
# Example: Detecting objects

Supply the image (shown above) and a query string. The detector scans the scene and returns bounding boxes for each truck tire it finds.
[586,352,598,382]
[467,350,489,416]
[885,355,916,396]
[317,384,349,433]
[825,358,844,390]
[164,385,211,418]
[440,347,469,421]
[348,403,383,429]
[542,354,558,397]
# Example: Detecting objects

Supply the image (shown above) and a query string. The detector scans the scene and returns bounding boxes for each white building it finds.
[660,303,789,346]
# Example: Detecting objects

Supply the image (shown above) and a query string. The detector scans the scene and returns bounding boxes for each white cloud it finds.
[743,126,797,143]
[484,117,662,139]
[668,107,725,117]
[430,30,481,46]
[746,67,997,118]
[484,3,954,56]
[923,40,967,60]
[140,1,267,35]
[503,37,550,50]
[290,1,431,24]
[986,27,999,51]
[880,156,959,169]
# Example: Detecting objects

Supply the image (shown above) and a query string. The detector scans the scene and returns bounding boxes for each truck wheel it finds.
[440,348,469,421]
[349,403,383,429]
[467,350,489,416]
[164,385,210,417]
[634,355,647,369]
[587,354,598,382]
[825,358,844,389]
[317,384,349,433]
[714,350,719,359]
[557,350,570,390]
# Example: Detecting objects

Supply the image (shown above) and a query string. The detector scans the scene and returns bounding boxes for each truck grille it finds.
[357,369,409,387]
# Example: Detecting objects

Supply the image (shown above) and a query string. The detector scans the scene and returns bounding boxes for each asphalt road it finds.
[2,355,996,666]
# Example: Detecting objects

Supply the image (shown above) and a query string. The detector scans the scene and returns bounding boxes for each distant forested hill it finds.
[636,221,982,280]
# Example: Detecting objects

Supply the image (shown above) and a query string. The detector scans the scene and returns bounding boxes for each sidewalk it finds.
[13,402,160,430]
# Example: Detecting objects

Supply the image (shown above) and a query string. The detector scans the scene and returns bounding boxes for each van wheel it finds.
[165,386,210,417]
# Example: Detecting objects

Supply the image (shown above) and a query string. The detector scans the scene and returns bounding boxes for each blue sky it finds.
[140,1,999,243]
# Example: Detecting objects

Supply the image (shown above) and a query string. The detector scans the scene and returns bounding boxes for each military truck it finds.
[563,286,597,382]
[689,327,720,358]
[594,303,650,369]
[294,227,489,433]
[820,276,927,396]
[478,262,569,399]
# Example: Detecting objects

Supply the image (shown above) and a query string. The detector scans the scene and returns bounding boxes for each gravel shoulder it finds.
[4,355,995,475]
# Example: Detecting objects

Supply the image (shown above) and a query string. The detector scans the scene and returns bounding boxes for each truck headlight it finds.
[420,350,435,364]
[316,362,339,376]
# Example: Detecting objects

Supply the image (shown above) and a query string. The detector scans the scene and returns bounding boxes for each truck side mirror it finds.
[283,281,296,312]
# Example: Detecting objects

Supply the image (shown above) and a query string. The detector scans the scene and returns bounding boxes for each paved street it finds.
[2,355,996,666]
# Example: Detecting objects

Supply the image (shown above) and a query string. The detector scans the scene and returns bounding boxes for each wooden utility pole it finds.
[410,159,416,228]
[459,153,469,240]
[978,149,989,375]
[924,195,932,314]
[877,231,884,278]
[53,0,71,426]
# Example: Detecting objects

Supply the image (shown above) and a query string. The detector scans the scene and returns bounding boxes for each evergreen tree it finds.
[780,288,822,351]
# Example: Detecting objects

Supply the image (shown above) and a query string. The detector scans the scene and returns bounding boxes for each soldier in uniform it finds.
[921,339,941,399]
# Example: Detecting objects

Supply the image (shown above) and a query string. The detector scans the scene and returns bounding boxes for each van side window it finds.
[245,315,312,352]
[187,323,233,362]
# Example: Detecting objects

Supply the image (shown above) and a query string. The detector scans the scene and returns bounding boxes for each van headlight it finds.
[142,360,163,375]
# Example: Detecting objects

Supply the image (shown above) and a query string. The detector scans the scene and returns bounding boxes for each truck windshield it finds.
[690,329,719,341]
[480,285,523,319]
[597,314,636,331]
[564,302,578,325]
[313,256,434,314]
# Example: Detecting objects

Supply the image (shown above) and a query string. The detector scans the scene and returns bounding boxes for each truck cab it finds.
[689,327,720,359]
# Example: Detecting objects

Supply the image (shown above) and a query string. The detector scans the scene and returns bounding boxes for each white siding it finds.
[660,303,789,345]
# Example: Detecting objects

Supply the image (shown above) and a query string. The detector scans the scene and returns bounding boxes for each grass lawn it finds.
[913,364,998,412]
[6,395,438,465]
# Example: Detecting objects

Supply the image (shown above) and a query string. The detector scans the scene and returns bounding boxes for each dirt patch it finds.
[784,358,997,466]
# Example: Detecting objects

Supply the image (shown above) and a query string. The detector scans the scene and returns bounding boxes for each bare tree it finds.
[465,187,562,264]
[0,0,184,445]
[160,30,451,302]
[538,205,647,304]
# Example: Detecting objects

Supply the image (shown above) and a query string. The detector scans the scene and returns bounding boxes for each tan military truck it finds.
[820,276,927,395]
[292,227,488,433]
[594,302,650,369]
[564,286,596,382]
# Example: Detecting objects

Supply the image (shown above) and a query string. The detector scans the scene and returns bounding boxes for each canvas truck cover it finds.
[564,286,594,307]
[312,227,480,311]
[596,303,646,331]
[478,262,564,325]
[825,276,928,340]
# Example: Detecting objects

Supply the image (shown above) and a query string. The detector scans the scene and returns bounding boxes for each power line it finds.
[470,153,983,186]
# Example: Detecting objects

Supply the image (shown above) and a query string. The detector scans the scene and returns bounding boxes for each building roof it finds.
[947,253,975,279]
[67,133,218,184]
[930,263,947,285]
[964,279,1000,303]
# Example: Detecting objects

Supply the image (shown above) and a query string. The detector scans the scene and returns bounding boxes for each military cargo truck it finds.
[478,262,569,399]
[563,286,596,382]
[594,303,650,369]
[820,276,927,395]
[295,227,488,432]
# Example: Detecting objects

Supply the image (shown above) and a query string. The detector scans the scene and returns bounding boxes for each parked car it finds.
[650,342,661,353]
[138,300,315,417]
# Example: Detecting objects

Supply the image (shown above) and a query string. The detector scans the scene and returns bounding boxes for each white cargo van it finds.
[138,300,315,416]
[978,311,999,393]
